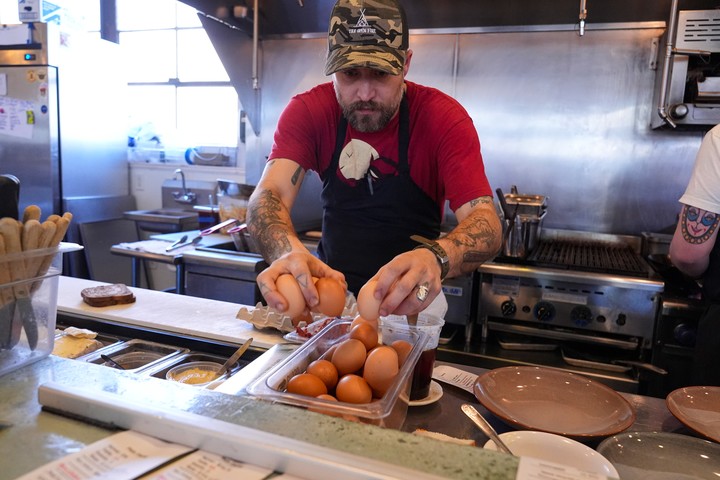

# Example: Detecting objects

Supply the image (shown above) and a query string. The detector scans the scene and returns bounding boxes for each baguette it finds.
[81,284,136,307]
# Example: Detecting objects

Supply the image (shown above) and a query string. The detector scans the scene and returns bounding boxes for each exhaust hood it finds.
[179,0,720,134]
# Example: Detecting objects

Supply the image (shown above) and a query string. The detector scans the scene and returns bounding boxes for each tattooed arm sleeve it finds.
[246,159,308,262]
[437,196,503,279]
[669,204,720,278]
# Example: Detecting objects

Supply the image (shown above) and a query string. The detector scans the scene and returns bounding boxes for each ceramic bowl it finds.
[597,431,720,480]
[474,366,635,439]
[483,430,618,477]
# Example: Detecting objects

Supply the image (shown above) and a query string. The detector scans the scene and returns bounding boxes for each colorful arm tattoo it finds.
[680,205,720,244]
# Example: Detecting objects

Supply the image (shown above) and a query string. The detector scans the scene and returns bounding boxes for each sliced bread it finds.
[81,283,136,307]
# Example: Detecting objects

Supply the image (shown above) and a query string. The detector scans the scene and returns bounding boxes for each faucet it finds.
[172,168,197,204]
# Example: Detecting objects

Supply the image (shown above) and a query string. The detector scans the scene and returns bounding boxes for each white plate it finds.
[666,386,720,443]
[483,430,619,478]
[408,380,443,407]
[474,366,635,439]
[597,431,720,480]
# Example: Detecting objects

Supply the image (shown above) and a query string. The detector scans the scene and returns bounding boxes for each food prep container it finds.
[0,243,82,377]
[151,352,249,384]
[79,339,188,373]
[166,361,228,387]
[247,319,428,428]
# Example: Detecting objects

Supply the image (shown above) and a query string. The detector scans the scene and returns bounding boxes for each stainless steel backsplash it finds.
[244,26,705,236]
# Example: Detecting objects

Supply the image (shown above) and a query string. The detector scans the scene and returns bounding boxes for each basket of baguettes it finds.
[0,205,82,377]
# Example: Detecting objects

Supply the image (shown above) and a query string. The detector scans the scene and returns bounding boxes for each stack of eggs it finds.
[285,315,412,404]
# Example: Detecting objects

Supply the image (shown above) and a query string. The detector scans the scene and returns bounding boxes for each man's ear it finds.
[403,49,413,76]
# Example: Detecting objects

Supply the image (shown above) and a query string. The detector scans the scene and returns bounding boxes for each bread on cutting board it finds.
[81,284,136,307]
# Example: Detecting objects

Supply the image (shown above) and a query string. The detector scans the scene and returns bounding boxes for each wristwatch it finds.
[411,234,450,281]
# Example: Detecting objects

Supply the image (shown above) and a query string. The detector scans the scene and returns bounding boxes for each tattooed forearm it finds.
[680,205,720,245]
[443,198,503,270]
[247,190,296,261]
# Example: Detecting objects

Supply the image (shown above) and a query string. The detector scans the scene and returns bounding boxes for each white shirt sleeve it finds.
[679,124,720,215]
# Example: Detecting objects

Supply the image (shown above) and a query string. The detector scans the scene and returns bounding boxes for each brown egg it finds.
[335,374,373,403]
[316,393,338,401]
[276,274,306,319]
[286,373,327,397]
[319,344,338,362]
[309,393,341,417]
[349,322,378,351]
[331,339,367,375]
[351,314,379,332]
[363,345,399,397]
[391,340,413,367]
[314,277,346,317]
[357,279,381,321]
[306,359,339,390]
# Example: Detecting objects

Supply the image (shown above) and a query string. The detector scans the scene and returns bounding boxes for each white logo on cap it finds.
[355,8,370,28]
[350,8,375,34]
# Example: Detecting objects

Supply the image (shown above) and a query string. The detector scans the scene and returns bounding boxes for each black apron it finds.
[317,96,441,295]
[692,238,720,386]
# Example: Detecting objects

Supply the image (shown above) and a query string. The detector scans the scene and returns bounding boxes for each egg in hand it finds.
[276,274,305,319]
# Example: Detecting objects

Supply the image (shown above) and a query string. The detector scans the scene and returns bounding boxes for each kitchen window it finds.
[116,0,239,152]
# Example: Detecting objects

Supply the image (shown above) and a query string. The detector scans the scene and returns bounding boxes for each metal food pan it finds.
[55,328,123,350]
[147,352,249,380]
[79,339,188,373]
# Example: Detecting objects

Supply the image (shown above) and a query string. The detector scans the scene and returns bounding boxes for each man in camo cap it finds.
[324,0,408,75]
[248,0,501,322]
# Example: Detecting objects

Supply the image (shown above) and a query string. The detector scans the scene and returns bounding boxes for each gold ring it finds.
[416,283,429,303]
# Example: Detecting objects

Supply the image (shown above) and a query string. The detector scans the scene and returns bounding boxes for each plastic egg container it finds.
[247,319,428,428]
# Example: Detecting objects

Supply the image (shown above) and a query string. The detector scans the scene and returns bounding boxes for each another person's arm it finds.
[669,204,720,278]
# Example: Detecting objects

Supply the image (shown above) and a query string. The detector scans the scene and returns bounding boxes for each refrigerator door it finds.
[0,64,59,217]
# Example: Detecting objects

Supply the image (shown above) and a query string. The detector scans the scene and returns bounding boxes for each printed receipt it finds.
[17,430,281,480]
[431,365,615,480]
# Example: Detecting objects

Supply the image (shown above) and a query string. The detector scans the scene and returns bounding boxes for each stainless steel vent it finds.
[677,10,720,53]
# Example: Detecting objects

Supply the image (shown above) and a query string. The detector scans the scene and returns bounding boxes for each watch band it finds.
[411,234,450,281]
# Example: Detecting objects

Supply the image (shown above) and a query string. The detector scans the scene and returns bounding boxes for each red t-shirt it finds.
[268,81,492,215]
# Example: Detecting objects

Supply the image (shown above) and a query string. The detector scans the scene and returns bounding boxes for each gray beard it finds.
[337,90,403,133]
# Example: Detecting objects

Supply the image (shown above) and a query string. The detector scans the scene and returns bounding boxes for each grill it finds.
[524,239,649,276]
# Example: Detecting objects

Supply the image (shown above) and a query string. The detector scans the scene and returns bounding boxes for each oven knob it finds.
[501,300,517,317]
[533,301,555,322]
[670,103,689,119]
[571,305,593,327]
[616,313,627,326]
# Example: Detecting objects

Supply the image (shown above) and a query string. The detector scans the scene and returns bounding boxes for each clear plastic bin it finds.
[247,319,428,428]
[0,243,82,376]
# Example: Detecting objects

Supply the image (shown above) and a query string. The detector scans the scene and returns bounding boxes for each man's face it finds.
[333,67,405,133]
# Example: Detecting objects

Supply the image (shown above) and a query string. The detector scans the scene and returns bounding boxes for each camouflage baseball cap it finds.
[324,0,408,76]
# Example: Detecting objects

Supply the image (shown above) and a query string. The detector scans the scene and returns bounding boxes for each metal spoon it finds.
[461,403,514,455]
[217,337,253,378]
[101,354,126,370]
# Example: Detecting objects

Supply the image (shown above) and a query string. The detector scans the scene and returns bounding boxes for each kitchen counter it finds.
[1,276,696,479]
[57,276,280,349]
[3,276,521,479]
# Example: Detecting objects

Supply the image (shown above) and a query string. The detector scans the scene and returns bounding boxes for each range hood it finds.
[180,0,720,134]
[180,0,720,36]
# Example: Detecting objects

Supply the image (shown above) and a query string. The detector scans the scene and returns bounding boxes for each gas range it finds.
[479,230,664,351]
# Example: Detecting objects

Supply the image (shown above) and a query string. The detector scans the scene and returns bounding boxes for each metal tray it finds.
[78,339,188,373]
[497,334,558,351]
[561,348,631,373]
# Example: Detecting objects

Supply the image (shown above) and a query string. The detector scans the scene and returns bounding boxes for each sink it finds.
[124,209,200,233]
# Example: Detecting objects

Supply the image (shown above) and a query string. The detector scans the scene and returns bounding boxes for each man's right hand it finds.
[256,251,346,316]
